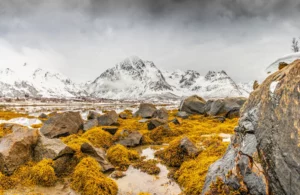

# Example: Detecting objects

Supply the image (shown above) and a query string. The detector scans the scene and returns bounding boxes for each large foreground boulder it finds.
[40,112,83,138]
[97,111,118,126]
[0,127,39,175]
[203,60,300,195]
[134,103,157,118]
[179,95,206,114]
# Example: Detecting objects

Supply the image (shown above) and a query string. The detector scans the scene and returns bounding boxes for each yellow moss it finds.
[0,172,16,191]
[0,111,31,120]
[11,159,57,187]
[71,157,118,195]
[205,177,242,195]
[107,144,139,170]
[82,127,113,149]
[29,159,58,187]
[155,137,199,167]
[132,159,160,175]
[174,136,229,195]
[61,134,90,152]
[31,123,43,129]
[0,124,13,138]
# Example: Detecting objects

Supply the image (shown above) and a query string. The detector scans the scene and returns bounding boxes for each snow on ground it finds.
[0,117,42,127]
[270,81,279,94]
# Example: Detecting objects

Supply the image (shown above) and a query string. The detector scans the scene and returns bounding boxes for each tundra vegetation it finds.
[0,104,239,195]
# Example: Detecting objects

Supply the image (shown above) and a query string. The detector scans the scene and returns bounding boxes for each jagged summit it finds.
[0,56,252,100]
[87,57,250,99]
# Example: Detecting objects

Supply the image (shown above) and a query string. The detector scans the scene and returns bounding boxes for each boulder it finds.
[80,143,114,172]
[102,127,118,135]
[110,171,126,179]
[171,118,182,125]
[203,60,300,195]
[97,111,118,126]
[206,97,247,118]
[176,111,189,119]
[40,111,83,138]
[119,113,128,119]
[152,108,169,121]
[117,130,143,147]
[38,113,48,119]
[83,119,98,131]
[0,127,39,175]
[179,95,206,114]
[34,135,75,161]
[147,118,167,130]
[180,137,200,157]
[134,103,157,118]
[87,110,101,120]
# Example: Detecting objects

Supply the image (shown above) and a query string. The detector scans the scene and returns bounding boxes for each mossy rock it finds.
[71,157,118,195]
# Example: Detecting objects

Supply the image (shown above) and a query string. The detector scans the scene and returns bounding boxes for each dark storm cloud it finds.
[0,0,299,83]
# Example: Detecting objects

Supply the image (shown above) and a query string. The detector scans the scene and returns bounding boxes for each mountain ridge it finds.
[0,56,252,100]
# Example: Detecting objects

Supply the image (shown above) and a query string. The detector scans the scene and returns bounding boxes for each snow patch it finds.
[270,81,279,94]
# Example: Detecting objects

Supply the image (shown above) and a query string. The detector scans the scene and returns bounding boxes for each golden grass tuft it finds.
[0,172,16,191]
[0,111,32,120]
[0,124,13,138]
[82,127,113,149]
[31,123,43,129]
[107,144,139,170]
[11,159,57,187]
[71,157,118,195]
[174,136,229,195]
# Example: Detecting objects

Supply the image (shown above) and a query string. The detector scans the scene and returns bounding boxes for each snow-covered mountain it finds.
[0,56,253,100]
[86,56,173,99]
[0,65,85,98]
[87,56,250,100]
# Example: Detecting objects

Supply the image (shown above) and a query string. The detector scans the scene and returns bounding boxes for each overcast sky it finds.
[0,0,299,83]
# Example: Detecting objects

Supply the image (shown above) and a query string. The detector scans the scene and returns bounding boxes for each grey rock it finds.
[203,61,300,195]
[147,118,167,130]
[102,127,118,135]
[176,111,189,119]
[40,111,83,138]
[38,113,48,119]
[80,143,114,172]
[0,127,39,175]
[152,108,169,121]
[179,95,206,114]
[97,110,118,126]
[87,110,101,120]
[134,103,157,118]
[34,135,74,161]
[179,137,200,157]
[83,119,98,131]
[117,130,143,147]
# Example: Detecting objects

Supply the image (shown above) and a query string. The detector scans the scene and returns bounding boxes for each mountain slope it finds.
[0,66,85,98]
[87,56,250,100]
[86,56,174,99]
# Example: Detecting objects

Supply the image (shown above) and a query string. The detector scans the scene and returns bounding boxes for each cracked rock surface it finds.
[203,60,300,195]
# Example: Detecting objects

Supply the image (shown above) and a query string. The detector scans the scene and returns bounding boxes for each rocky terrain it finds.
[203,59,300,194]
[0,94,246,195]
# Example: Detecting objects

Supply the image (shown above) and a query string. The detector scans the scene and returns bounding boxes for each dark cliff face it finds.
[203,60,300,195]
